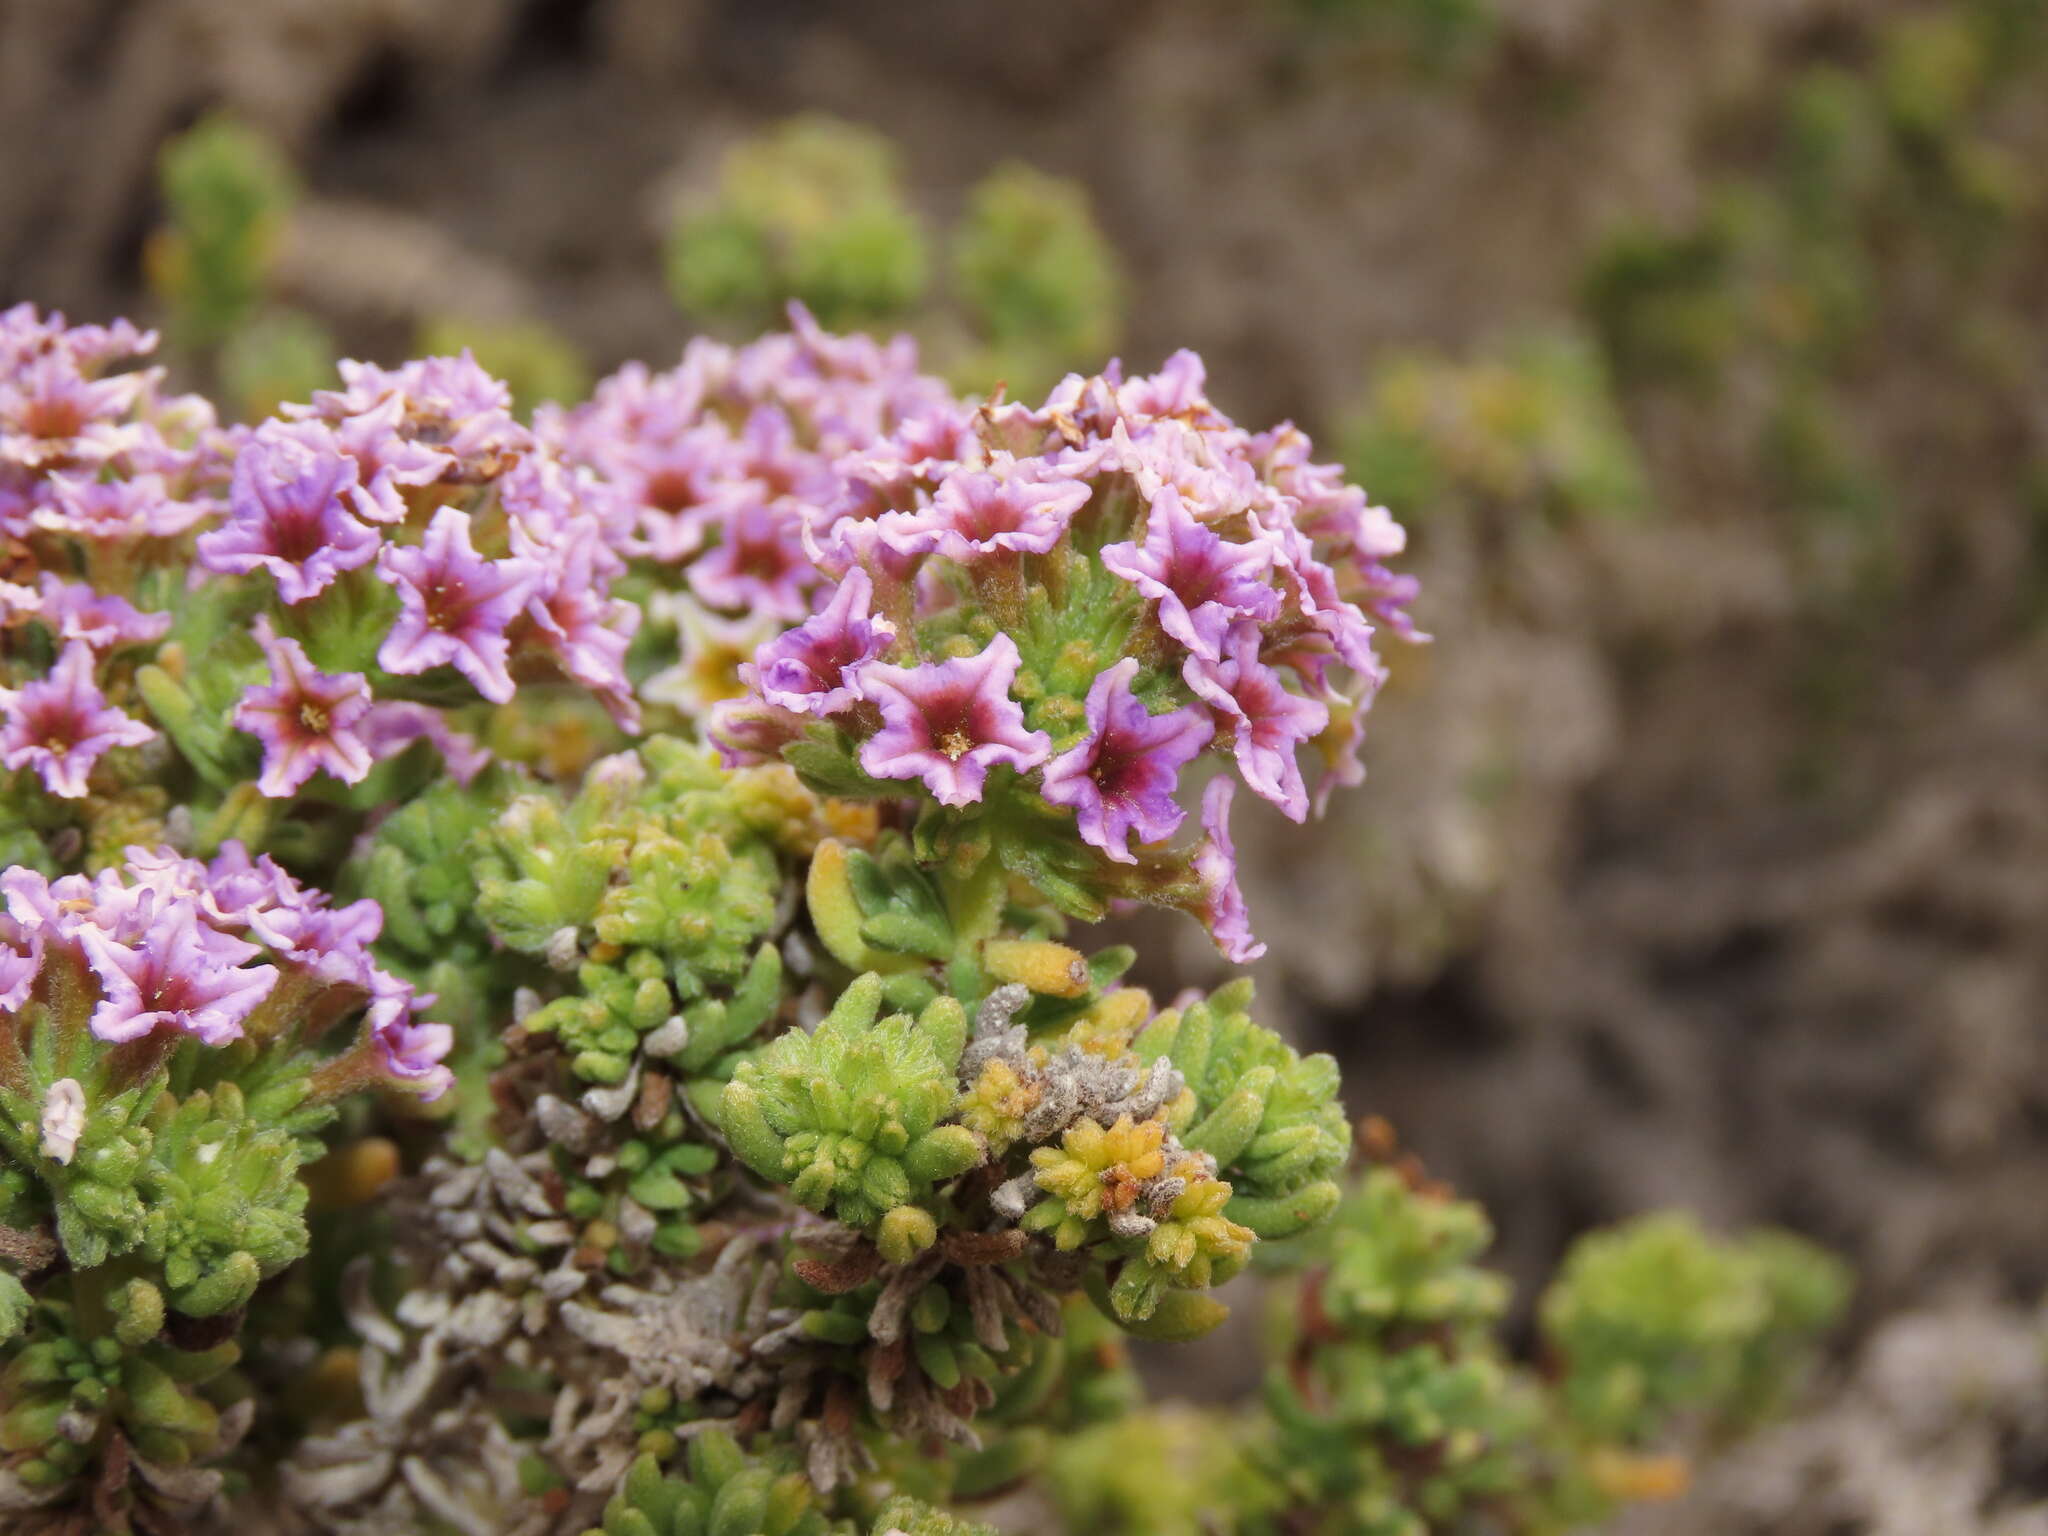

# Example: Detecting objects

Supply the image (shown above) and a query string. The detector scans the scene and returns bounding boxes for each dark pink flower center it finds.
[20,395,85,441]
[425,575,478,632]
[268,504,333,564]
[643,469,697,514]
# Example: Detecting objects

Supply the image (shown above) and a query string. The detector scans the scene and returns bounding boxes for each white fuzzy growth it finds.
[39,1078,85,1166]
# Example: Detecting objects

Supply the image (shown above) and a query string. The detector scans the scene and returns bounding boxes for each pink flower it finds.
[524,541,642,731]
[1,867,152,945]
[686,503,813,621]
[233,617,376,797]
[911,463,1091,563]
[0,916,40,1013]
[298,353,528,484]
[0,350,149,471]
[1102,486,1279,659]
[1039,659,1213,862]
[378,507,539,703]
[1116,349,1210,421]
[750,567,895,718]
[0,306,155,375]
[248,898,384,989]
[1189,776,1264,964]
[858,633,1051,807]
[26,575,170,651]
[366,973,453,1100]
[0,640,154,798]
[35,473,213,542]
[80,904,278,1046]
[357,702,490,784]
[1184,624,1329,823]
[196,420,380,603]
[195,842,308,930]
[705,695,806,769]
[325,393,449,523]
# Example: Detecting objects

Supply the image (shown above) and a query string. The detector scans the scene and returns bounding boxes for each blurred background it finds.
[5,0,2047,1526]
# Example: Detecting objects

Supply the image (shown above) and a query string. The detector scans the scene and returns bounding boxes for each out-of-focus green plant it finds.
[1541,1212,1854,1446]
[1045,1128,1848,1536]
[666,116,930,332]
[146,115,335,420]
[664,117,1124,398]
[950,163,1122,399]
[1343,332,1648,528]
[1288,0,1500,75]
[217,309,337,422]
[149,115,296,352]
[1581,0,2047,541]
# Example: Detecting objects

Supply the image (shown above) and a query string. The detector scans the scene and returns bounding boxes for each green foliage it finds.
[150,115,296,351]
[1048,1408,1266,1536]
[474,745,814,1087]
[868,1495,997,1536]
[721,974,980,1256]
[666,116,929,331]
[1133,978,1349,1238]
[1539,1211,1853,1444]
[1236,1159,1849,1536]
[1342,332,1648,527]
[1,1297,242,1488]
[136,1081,309,1316]
[352,776,502,976]
[950,163,1122,398]
[217,307,338,422]
[662,115,1126,396]
[583,1435,831,1536]
[1255,1166,1546,1535]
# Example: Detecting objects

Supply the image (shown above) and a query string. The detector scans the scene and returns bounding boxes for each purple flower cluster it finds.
[0,308,224,799]
[192,353,643,790]
[705,347,1415,962]
[0,305,227,524]
[0,844,447,1095]
[544,304,960,625]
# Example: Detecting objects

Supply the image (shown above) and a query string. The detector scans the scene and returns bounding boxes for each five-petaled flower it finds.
[197,419,381,604]
[750,566,895,718]
[378,506,539,702]
[234,617,376,797]
[858,633,1051,807]
[1185,622,1330,824]
[1102,484,1279,660]
[911,462,1092,563]
[0,640,154,798]
[79,903,279,1046]
[1040,658,1213,862]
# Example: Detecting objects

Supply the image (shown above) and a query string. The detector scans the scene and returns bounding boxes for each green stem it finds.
[938,856,1007,949]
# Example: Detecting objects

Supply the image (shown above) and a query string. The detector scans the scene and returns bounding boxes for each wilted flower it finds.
[1187,777,1263,964]
[38,1078,86,1165]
